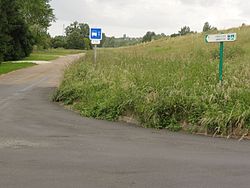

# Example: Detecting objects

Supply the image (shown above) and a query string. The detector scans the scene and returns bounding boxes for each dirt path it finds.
[0,54,250,188]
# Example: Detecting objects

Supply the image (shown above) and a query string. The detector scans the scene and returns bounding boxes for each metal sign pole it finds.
[219,42,224,83]
[94,44,97,67]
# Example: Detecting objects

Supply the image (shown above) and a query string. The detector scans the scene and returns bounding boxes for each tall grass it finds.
[54,26,250,137]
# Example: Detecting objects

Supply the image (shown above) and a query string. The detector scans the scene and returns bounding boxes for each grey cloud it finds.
[178,0,222,7]
[49,0,250,37]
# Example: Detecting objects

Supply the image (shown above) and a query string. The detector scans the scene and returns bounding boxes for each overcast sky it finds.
[48,0,250,37]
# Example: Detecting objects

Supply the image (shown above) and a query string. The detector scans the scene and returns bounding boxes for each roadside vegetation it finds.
[0,63,35,75]
[0,49,83,75]
[23,49,84,61]
[0,0,55,63]
[54,25,250,137]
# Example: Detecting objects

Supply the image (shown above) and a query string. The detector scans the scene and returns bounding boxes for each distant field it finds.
[54,26,250,137]
[0,63,35,75]
[0,49,84,75]
[23,48,84,61]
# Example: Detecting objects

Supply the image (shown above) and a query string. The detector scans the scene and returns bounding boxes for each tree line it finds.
[143,22,217,42]
[51,22,92,50]
[0,0,220,63]
[0,0,55,62]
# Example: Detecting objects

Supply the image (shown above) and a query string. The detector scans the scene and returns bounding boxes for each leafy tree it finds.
[18,0,55,29]
[17,0,55,49]
[178,26,192,36]
[203,22,211,32]
[65,21,91,50]
[51,36,67,48]
[83,38,91,50]
[153,33,167,40]
[0,0,33,62]
[66,31,85,49]
[30,24,52,49]
[98,33,106,47]
[103,36,142,48]
[104,37,116,47]
[203,22,217,32]
[142,31,156,42]
[170,33,180,38]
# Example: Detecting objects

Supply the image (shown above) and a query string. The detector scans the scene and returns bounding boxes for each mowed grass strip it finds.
[23,48,84,61]
[54,26,250,137]
[0,63,35,75]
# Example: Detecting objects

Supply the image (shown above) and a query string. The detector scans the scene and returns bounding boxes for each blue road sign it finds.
[90,28,102,40]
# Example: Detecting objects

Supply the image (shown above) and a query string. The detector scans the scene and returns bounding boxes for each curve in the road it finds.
[0,54,249,188]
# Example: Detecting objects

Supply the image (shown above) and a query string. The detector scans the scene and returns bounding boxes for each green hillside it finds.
[54,26,250,137]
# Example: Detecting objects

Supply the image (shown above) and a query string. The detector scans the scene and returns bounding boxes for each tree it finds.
[178,26,192,36]
[170,33,180,38]
[65,21,91,50]
[17,0,55,49]
[203,22,217,32]
[0,0,33,62]
[18,0,55,29]
[66,31,86,49]
[203,22,211,32]
[153,33,167,40]
[103,37,115,48]
[142,31,156,42]
[98,33,106,47]
[51,36,67,48]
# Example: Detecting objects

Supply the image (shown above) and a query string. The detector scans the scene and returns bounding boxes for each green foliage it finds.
[178,26,194,36]
[0,0,33,61]
[203,22,217,32]
[142,31,156,42]
[0,62,35,75]
[170,33,180,38]
[65,21,91,50]
[54,26,250,136]
[18,0,55,29]
[29,24,52,49]
[66,31,85,49]
[17,0,55,49]
[23,48,84,61]
[51,36,67,49]
[103,36,142,48]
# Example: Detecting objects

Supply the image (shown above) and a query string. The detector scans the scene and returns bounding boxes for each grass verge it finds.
[23,48,84,61]
[54,26,250,138]
[0,63,35,75]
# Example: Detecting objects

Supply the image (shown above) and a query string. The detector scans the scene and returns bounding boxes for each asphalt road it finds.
[0,55,250,188]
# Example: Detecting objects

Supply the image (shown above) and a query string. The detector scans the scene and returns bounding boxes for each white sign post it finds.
[205,33,237,83]
[89,28,102,66]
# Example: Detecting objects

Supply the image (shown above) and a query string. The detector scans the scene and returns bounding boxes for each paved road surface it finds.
[0,55,250,188]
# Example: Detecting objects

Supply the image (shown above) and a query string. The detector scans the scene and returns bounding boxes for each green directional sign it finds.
[205,33,237,83]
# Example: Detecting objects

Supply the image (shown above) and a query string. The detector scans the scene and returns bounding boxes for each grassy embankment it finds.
[0,63,35,75]
[0,48,84,75]
[54,26,250,137]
